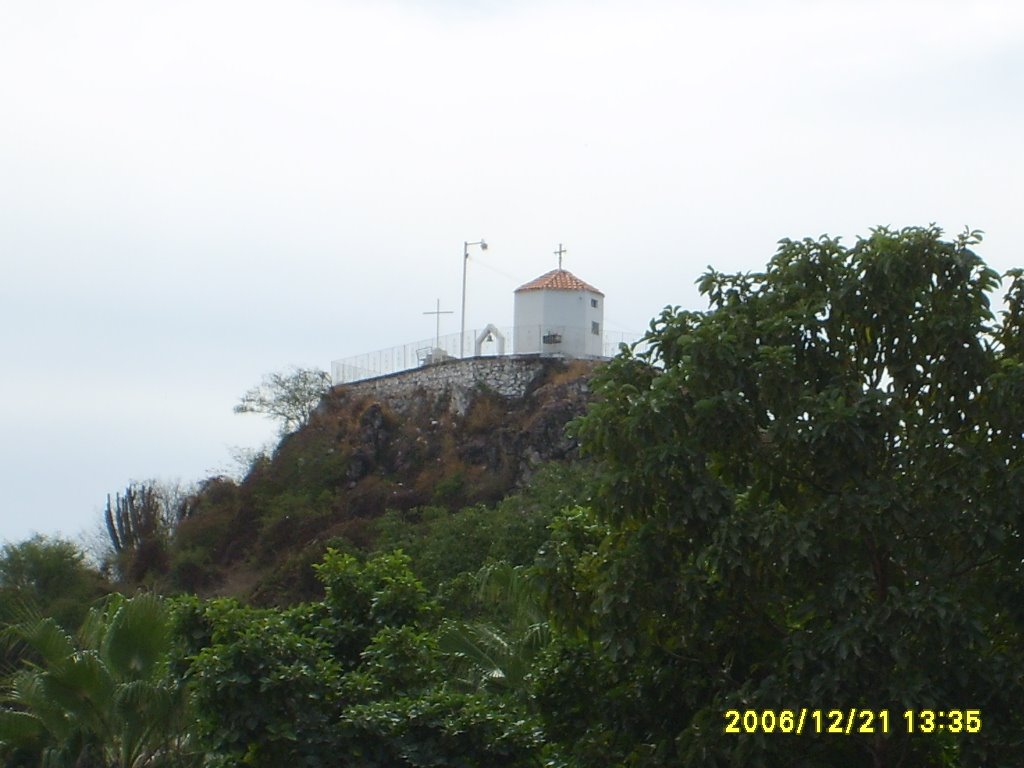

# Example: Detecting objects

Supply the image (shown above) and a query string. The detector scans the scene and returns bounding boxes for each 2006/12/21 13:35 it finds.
[724,709,982,735]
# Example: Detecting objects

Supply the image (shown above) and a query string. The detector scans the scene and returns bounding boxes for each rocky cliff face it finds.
[170,357,602,600]
[149,358,606,606]
[306,356,600,510]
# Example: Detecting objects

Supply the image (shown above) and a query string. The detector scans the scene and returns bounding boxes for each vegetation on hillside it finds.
[96,358,598,603]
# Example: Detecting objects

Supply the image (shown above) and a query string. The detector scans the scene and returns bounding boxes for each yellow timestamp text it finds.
[723,709,982,735]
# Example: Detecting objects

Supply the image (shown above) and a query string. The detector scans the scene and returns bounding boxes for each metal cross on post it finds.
[423,298,453,349]
[555,243,567,270]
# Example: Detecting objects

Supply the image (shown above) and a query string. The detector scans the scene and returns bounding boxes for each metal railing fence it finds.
[330,326,644,384]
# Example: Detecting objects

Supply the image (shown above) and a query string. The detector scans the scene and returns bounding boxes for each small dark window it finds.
[591,298,598,308]
[591,321,600,335]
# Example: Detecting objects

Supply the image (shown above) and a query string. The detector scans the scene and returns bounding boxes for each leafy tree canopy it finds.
[234,366,332,435]
[177,550,542,767]
[548,226,1024,767]
[0,535,106,633]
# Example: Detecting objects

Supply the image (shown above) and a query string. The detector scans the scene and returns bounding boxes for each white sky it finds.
[2,0,1023,545]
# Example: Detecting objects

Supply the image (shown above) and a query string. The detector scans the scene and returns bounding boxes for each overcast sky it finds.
[2,0,1023,547]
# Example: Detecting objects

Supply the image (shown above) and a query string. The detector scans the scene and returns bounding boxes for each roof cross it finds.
[554,243,567,270]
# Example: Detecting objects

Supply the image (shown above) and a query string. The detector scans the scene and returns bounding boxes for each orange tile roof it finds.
[514,269,604,296]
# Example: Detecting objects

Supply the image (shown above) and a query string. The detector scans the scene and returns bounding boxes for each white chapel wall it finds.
[513,288,604,357]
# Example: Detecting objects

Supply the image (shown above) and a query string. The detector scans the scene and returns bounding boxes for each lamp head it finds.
[480,240,488,250]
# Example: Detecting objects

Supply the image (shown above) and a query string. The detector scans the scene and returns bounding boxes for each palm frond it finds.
[101,594,169,681]
[43,651,115,717]
[5,594,192,768]
[475,563,547,633]
[10,619,76,671]
[78,594,125,651]
[0,709,46,749]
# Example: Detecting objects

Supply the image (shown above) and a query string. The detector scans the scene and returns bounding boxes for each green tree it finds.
[546,227,1024,767]
[0,535,107,634]
[234,366,332,435]
[182,600,345,767]
[178,550,544,767]
[0,593,197,768]
[338,689,542,768]
[180,550,433,766]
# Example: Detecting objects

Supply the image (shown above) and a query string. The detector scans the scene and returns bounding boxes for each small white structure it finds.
[513,267,605,357]
[475,324,507,356]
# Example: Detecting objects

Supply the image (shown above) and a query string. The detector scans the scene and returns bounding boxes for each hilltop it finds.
[144,356,601,603]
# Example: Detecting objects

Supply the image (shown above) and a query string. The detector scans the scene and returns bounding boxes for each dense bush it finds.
[175,549,544,767]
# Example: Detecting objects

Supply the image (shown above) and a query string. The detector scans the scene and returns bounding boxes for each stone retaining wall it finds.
[337,355,556,415]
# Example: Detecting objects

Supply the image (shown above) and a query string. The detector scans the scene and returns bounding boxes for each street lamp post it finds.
[461,239,487,358]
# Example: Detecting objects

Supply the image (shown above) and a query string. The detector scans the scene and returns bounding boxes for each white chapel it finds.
[330,245,616,384]
[513,261,604,358]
